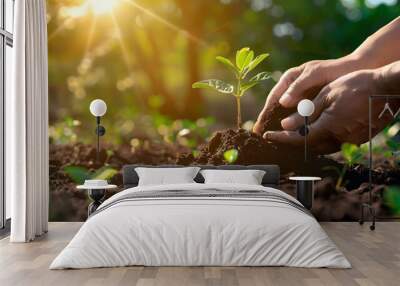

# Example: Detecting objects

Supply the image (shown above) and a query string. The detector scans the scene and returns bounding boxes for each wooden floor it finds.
[0,222,399,286]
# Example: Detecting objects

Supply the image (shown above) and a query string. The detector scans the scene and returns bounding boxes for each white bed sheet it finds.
[50,183,351,269]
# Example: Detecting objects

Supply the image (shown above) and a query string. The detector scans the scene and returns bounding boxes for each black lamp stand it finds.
[299,116,310,162]
[95,116,106,162]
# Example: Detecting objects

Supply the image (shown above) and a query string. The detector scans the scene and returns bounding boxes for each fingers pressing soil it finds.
[261,102,297,133]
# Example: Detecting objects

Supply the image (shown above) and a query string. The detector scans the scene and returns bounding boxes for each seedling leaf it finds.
[92,166,118,181]
[224,149,239,164]
[192,79,234,94]
[241,51,254,71]
[341,143,365,166]
[250,71,271,82]
[64,166,91,185]
[245,53,269,75]
[236,47,251,70]
[216,56,238,73]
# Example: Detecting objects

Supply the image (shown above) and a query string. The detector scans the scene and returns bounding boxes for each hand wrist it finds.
[340,52,373,72]
[374,62,400,94]
[327,53,370,80]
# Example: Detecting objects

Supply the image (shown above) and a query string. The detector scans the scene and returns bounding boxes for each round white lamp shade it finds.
[90,99,107,117]
[297,99,315,117]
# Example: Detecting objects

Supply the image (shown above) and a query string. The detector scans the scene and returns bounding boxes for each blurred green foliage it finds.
[49,117,81,144]
[371,121,400,167]
[64,165,118,185]
[384,186,400,215]
[47,0,400,146]
[144,115,215,150]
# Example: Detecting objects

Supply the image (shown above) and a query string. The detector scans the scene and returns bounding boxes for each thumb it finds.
[253,66,303,134]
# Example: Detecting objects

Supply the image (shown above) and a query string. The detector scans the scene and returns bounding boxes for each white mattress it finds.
[50,183,351,269]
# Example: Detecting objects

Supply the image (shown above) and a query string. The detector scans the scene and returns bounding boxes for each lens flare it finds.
[89,0,120,15]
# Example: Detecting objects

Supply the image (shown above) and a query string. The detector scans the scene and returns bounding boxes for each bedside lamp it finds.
[89,99,107,162]
[297,99,315,162]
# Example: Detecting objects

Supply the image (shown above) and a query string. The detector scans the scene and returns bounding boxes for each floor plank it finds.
[0,222,399,286]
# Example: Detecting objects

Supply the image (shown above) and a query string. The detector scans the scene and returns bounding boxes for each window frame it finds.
[0,0,14,231]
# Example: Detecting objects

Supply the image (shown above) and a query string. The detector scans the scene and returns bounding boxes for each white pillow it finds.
[200,169,266,185]
[135,167,201,186]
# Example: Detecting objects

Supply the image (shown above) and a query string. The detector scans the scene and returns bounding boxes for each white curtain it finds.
[7,0,49,242]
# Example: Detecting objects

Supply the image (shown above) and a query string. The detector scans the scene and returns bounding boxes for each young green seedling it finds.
[193,47,270,129]
[336,143,367,189]
[224,149,239,164]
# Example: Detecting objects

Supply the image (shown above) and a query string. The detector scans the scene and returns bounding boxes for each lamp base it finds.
[296,180,314,210]
[87,189,106,217]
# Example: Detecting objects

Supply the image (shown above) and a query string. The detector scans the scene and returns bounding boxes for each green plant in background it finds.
[368,122,400,168]
[49,117,81,144]
[384,186,400,215]
[385,138,400,167]
[64,166,118,185]
[328,143,367,189]
[224,149,239,164]
[192,47,270,129]
[151,115,215,150]
[338,143,367,188]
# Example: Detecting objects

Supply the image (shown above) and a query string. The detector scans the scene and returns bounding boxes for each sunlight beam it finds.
[84,16,98,57]
[110,11,133,72]
[123,0,206,46]
[49,18,74,41]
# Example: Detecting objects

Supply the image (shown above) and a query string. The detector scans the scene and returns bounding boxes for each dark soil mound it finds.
[277,164,400,221]
[49,128,400,222]
[177,128,340,175]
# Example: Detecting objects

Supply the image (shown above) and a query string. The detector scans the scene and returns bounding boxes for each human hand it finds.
[253,55,364,134]
[254,17,400,135]
[263,69,399,154]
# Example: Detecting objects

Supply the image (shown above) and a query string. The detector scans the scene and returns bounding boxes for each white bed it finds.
[50,183,351,269]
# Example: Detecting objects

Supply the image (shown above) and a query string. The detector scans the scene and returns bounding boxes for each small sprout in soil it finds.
[325,143,367,189]
[341,143,367,166]
[64,165,118,185]
[193,47,271,129]
[224,148,239,164]
[337,143,367,188]
[192,150,200,158]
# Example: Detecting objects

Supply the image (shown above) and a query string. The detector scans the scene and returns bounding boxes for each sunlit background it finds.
[47,0,400,221]
[48,0,400,147]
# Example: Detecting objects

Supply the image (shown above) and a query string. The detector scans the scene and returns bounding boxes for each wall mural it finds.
[47,0,400,222]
